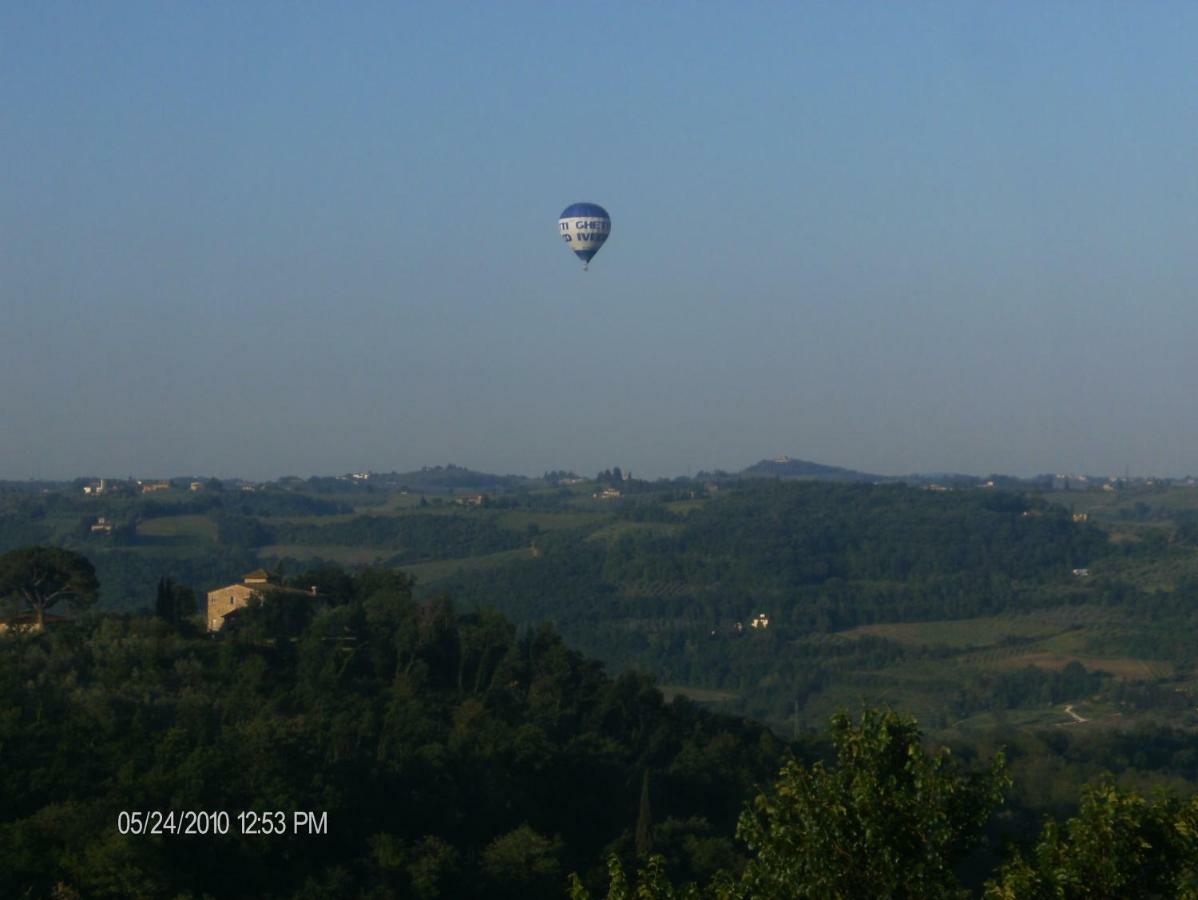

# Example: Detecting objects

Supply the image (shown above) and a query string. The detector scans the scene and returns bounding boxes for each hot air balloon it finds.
[558,202,610,270]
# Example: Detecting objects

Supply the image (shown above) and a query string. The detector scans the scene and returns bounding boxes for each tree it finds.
[481,825,563,899]
[572,709,1007,900]
[154,577,197,629]
[0,546,99,629]
[287,565,356,605]
[569,855,702,900]
[985,779,1198,899]
[636,769,654,859]
[728,708,1007,900]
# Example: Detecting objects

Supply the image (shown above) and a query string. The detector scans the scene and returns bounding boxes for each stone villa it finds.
[206,569,316,633]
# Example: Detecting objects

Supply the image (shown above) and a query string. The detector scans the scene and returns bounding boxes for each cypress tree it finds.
[635,768,653,859]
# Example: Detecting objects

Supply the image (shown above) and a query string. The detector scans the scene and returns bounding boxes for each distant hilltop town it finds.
[3,458,1194,500]
[76,477,261,496]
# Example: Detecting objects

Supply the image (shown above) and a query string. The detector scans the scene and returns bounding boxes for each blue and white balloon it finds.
[558,202,610,270]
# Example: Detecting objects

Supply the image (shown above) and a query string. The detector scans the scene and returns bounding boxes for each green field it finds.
[1089,550,1198,590]
[260,512,360,526]
[135,515,218,542]
[823,606,1185,735]
[949,701,1126,735]
[494,510,607,533]
[841,610,1169,670]
[584,520,683,542]
[267,503,472,526]
[1045,484,1198,525]
[659,684,739,705]
[840,614,1064,649]
[980,650,1171,680]
[257,544,397,565]
[400,547,538,583]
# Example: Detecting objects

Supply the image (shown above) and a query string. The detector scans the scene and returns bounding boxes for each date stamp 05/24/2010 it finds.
[116,810,327,837]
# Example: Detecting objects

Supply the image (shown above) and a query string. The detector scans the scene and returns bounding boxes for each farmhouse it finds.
[206,569,316,633]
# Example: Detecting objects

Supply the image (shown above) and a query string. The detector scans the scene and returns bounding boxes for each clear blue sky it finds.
[4,3,1198,480]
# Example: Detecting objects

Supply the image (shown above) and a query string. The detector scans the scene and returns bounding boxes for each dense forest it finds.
[4,555,1198,897]
[0,565,785,898]
[437,482,1125,727]
[5,475,1198,735]
[7,471,1198,892]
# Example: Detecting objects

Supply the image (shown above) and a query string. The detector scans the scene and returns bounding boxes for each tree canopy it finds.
[0,545,99,628]
[573,709,1009,899]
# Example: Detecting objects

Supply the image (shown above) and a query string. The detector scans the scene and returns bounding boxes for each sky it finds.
[4,3,1198,481]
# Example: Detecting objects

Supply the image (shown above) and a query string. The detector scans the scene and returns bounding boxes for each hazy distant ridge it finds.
[739,456,889,482]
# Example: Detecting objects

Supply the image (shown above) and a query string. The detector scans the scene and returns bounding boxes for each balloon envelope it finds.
[558,202,610,268]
